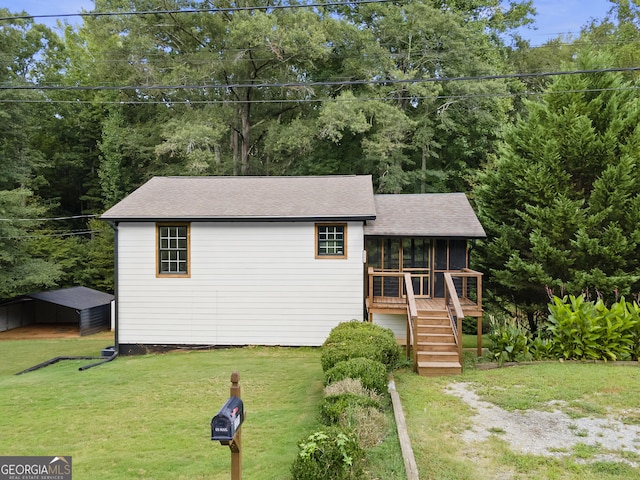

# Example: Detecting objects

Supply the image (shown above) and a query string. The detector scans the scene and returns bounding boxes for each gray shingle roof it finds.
[28,287,114,310]
[101,175,377,221]
[364,194,486,238]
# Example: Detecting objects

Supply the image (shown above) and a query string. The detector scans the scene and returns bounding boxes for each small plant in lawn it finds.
[487,314,530,365]
[291,428,365,480]
[528,332,554,360]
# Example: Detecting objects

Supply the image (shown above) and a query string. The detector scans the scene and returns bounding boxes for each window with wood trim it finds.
[157,223,190,277]
[316,224,347,258]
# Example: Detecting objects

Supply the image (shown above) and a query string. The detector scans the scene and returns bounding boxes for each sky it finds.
[0,0,616,46]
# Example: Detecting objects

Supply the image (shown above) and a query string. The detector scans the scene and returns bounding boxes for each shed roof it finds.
[101,175,377,221]
[27,287,114,310]
[365,194,486,238]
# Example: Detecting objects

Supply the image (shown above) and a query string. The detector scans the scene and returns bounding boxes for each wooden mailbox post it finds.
[211,371,243,480]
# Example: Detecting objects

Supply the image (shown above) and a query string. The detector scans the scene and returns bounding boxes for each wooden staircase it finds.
[415,309,462,376]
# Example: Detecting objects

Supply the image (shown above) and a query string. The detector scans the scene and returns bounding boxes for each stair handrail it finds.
[444,272,464,363]
[403,272,418,372]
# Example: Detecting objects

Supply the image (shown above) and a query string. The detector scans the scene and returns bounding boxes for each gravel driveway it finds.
[445,382,640,467]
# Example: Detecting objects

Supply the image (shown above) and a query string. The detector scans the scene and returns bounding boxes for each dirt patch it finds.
[445,382,640,467]
[0,324,80,340]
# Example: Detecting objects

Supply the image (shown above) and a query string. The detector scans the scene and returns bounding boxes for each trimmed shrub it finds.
[291,428,365,480]
[324,357,388,394]
[320,393,381,425]
[321,321,401,371]
[340,405,388,449]
[323,378,383,403]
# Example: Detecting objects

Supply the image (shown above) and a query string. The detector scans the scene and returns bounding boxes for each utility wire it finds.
[0,0,400,22]
[0,86,637,105]
[0,214,96,221]
[0,230,100,239]
[1,66,638,92]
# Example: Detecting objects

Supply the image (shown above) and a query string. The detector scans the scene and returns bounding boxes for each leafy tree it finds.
[474,51,640,329]
[0,10,66,298]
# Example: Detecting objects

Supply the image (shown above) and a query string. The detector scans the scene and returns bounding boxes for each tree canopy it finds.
[3,0,640,308]
[474,50,640,325]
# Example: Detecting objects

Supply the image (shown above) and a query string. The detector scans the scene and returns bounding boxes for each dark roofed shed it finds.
[0,286,113,336]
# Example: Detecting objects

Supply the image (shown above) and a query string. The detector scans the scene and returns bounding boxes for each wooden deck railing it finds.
[444,272,464,362]
[367,268,418,370]
[446,269,484,356]
[403,272,418,372]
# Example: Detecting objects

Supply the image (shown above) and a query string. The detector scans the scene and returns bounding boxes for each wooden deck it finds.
[367,296,483,318]
[366,269,484,376]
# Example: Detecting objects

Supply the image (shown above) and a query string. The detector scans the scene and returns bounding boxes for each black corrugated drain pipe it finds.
[15,347,118,375]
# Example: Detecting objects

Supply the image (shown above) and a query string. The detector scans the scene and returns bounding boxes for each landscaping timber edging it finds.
[388,375,419,480]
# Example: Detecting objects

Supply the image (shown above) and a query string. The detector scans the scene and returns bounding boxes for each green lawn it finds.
[3,335,640,479]
[0,336,405,479]
[395,363,640,480]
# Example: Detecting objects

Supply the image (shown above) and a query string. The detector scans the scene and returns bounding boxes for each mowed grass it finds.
[395,363,640,480]
[0,337,325,479]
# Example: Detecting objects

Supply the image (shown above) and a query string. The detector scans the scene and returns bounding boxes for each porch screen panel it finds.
[366,239,384,296]
[432,239,468,297]
[449,240,468,270]
[382,239,401,296]
[366,238,401,297]
[403,238,430,296]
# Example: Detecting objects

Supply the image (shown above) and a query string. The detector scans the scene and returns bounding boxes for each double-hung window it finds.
[157,223,190,277]
[316,224,347,258]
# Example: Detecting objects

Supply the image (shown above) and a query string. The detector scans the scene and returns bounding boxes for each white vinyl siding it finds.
[116,221,365,346]
[371,313,407,344]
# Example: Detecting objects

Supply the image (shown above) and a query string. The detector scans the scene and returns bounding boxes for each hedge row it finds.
[320,320,402,371]
[291,321,397,479]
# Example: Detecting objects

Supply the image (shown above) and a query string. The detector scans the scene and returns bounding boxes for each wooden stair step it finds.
[417,361,462,376]
[417,351,459,359]
[417,351,459,362]
[417,333,455,343]
[418,326,452,333]
[416,342,457,352]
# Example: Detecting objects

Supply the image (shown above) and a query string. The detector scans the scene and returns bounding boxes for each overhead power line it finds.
[0,214,96,222]
[0,86,636,106]
[0,0,398,22]
[0,230,100,239]
[1,66,638,92]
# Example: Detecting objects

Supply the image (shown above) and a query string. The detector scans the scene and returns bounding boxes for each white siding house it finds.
[116,221,365,347]
[102,175,376,353]
[101,175,486,355]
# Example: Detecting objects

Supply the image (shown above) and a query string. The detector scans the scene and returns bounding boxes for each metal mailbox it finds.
[211,396,244,442]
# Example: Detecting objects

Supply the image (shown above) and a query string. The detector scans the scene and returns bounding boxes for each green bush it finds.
[486,315,530,365]
[339,404,389,449]
[321,321,401,371]
[291,428,365,480]
[324,357,388,394]
[320,393,381,425]
[547,295,640,361]
[528,333,554,361]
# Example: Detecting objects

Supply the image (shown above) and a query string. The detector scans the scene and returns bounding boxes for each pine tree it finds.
[474,51,640,326]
